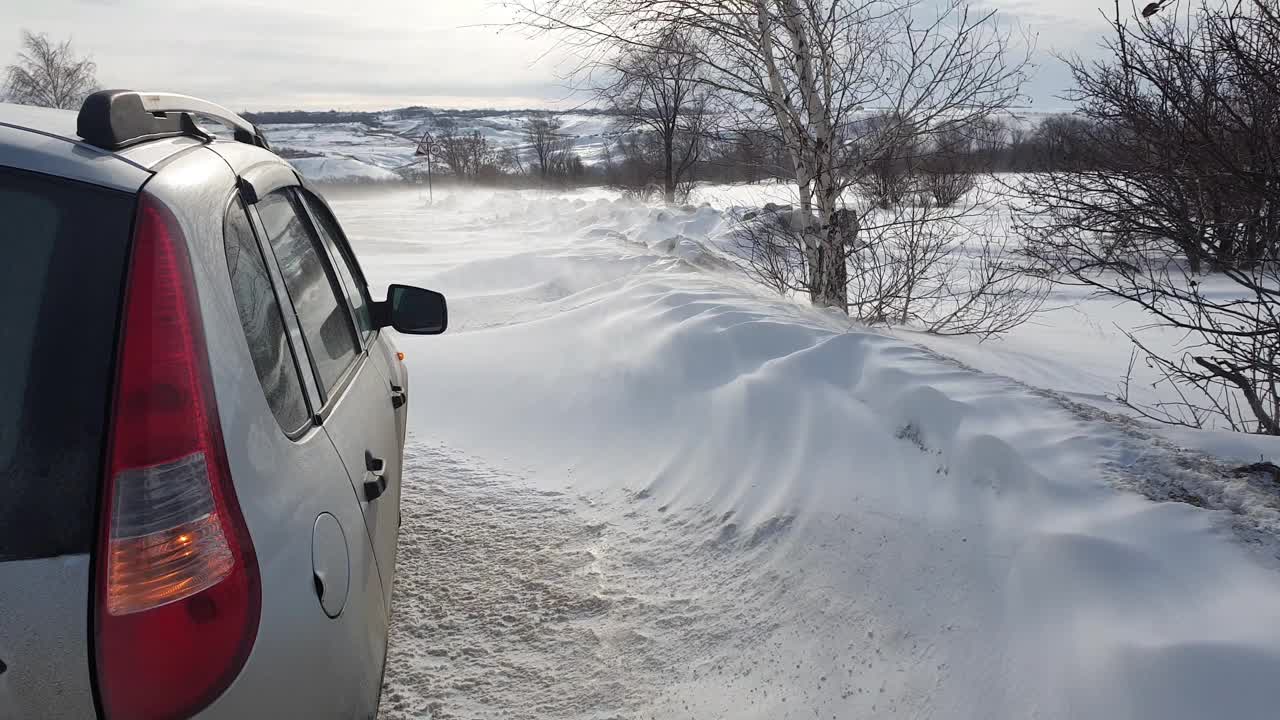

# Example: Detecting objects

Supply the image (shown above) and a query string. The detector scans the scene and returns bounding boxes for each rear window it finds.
[0,167,134,561]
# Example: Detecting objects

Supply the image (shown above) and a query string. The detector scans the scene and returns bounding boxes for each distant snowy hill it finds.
[250,107,615,182]
[253,106,1068,183]
[288,156,402,183]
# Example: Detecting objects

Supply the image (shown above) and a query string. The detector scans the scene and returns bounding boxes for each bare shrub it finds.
[1018,0,1280,434]
[435,119,508,182]
[850,199,1048,338]
[734,194,1047,339]
[620,182,666,203]
[854,113,922,210]
[733,206,811,296]
[921,171,975,208]
[918,126,978,207]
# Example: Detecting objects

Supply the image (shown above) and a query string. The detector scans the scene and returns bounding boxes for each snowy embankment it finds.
[328,187,1280,719]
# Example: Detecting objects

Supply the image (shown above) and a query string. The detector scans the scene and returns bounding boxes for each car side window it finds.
[224,197,312,433]
[256,189,360,399]
[301,191,373,343]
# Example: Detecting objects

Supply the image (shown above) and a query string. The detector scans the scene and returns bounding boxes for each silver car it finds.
[0,90,446,720]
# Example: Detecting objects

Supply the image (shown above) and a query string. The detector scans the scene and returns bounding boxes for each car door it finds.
[296,188,405,612]
[253,187,402,610]
[297,187,409,447]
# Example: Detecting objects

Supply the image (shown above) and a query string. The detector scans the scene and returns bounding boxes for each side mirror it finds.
[377,284,447,335]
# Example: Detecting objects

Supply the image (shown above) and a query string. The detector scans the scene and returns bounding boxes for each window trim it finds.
[248,185,368,423]
[314,357,365,425]
[222,192,316,440]
[238,160,302,203]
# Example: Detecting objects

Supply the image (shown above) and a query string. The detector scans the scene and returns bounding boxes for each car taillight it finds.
[95,194,260,720]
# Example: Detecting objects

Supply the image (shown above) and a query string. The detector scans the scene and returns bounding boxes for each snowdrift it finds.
[330,188,1280,720]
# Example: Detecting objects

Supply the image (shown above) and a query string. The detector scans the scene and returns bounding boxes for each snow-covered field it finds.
[323,185,1280,719]
[261,111,614,182]
[288,156,402,183]
[260,107,1054,184]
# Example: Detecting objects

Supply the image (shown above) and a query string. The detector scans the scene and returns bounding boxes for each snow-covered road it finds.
[324,187,1280,720]
[378,443,810,719]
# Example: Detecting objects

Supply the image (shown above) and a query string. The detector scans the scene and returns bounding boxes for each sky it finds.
[0,0,1121,112]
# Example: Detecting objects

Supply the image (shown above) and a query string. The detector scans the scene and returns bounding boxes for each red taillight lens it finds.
[96,195,260,720]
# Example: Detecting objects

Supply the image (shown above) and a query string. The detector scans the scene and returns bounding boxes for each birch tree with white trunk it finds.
[3,31,98,110]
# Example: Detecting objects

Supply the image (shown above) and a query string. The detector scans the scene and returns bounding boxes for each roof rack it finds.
[77,90,271,152]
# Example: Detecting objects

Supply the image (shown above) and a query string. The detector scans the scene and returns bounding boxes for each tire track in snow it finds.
[378,442,625,719]
[377,441,867,720]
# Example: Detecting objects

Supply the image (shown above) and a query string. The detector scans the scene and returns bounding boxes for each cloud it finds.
[976,0,1116,107]
[0,0,1120,111]
[0,0,575,109]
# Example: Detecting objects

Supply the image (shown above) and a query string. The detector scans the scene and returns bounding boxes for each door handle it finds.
[390,384,406,410]
[363,454,387,501]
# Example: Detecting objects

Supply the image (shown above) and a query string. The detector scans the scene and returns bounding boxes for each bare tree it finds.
[523,112,565,179]
[597,26,714,202]
[3,31,98,110]
[1017,0,1280,434]
[700,127,791,183]
[606,132,659,194]
[1027,114,1094,172]
[513,0,1027,313]
[433,118,507,182]
[968,116,1009,171]
[546,136,586,180]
